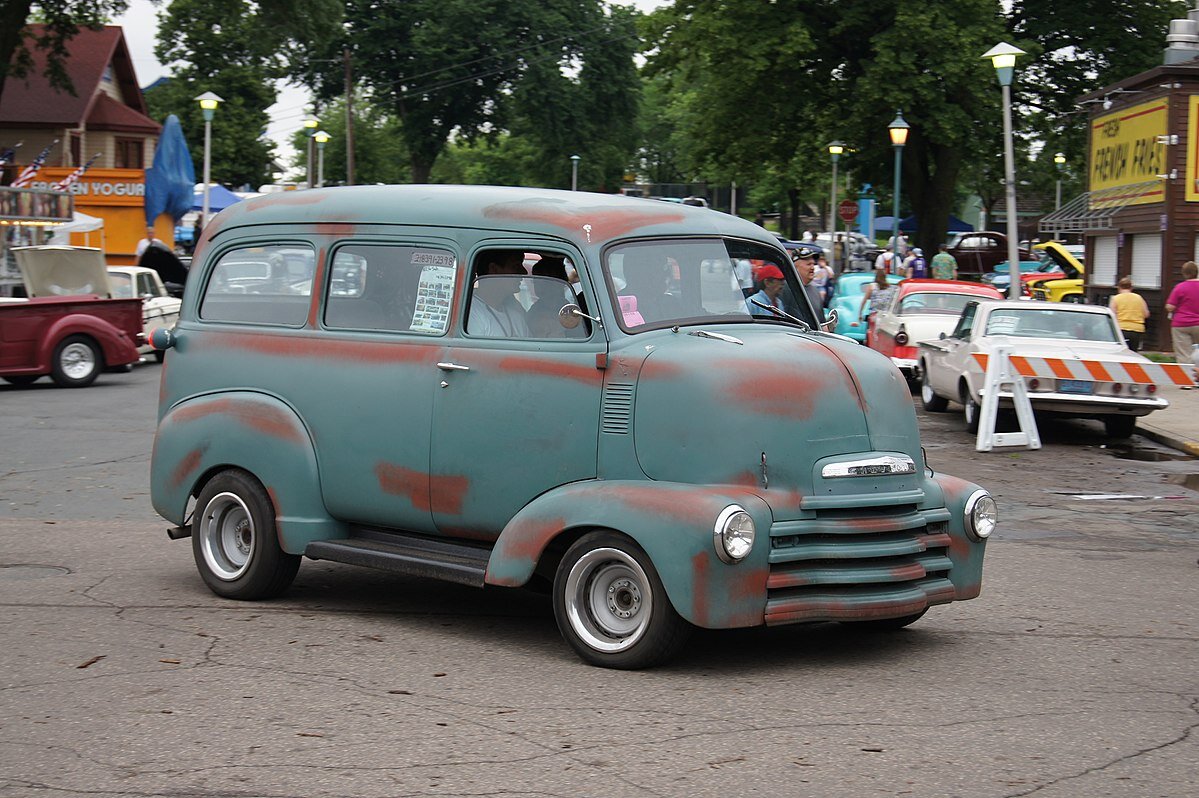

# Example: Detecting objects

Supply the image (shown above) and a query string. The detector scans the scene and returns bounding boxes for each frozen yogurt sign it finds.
[35,168,147,207]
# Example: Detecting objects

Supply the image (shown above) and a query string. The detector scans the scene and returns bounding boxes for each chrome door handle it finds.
[437,362,470,372]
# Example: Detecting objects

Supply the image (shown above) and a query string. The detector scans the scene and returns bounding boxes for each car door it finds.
[935,301,980,395]
[429,243,605,539]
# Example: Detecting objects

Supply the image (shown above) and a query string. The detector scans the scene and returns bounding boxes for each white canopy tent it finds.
[46,211,106,249]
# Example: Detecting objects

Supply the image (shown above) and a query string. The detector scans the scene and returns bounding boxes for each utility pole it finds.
[344,48,356,185]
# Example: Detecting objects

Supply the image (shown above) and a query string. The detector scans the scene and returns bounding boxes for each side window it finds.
[323,245,455,335]
[137,272,156,297]
[953,302,977,338]
[108,272,133,299]
[466,249,590,339]
[200,244,315,326]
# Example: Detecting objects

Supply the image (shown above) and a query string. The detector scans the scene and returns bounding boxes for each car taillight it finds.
[894,326,909,346]
[1147,384,1158,395]
[1028,378,1040,390]
[1112,383,1123,394]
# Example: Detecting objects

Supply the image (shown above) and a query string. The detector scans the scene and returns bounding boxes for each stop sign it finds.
[838,199,858,223]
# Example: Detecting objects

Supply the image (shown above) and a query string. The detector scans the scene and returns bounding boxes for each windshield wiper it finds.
[749,299,811,331]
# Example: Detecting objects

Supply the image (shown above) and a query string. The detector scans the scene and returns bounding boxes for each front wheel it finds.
[51,335,101,387]
[920,367,948,412]
[553,531,690,669]
[1103,415,1136,439]
[192,469,300,600]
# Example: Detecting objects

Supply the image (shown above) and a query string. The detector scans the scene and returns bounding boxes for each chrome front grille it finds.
[764,505,956,625]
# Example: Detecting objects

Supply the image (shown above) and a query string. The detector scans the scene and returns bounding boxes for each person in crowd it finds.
[135,227,166,261]
[468,251,530,338]
[732,257,755,298]
[790,245,826,323]
[1165,260,1199,387]
[1109,277,1150,352]
[930,243,958,280]
[874,245,897,275]
[812,253,835,306]
[886,230,909,257]
[859,267,897,323]
[747,264,788,317]
[905,247,928,279]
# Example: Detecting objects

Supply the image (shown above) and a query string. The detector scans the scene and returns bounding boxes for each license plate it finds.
[1058,379,1093,395]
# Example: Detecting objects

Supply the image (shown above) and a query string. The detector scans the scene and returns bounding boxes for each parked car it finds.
[107,265,183,361]
[989,241,1086,297]
[828,271,902,342]
[0,246,141,387]
[867,279,1003,379]
[149,185,996,669]
[1028,241,1086,303]
[980,259,1047,293]
[946,231,1032,278]
[917,299,1167,438]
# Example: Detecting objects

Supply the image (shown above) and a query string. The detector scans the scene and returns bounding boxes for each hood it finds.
[630,327,923,498]
[12,246,112,298]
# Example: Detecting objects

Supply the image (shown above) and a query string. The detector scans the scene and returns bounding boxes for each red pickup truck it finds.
[0,246,142,387]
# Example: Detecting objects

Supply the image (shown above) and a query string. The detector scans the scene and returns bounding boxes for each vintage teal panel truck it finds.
[150,185,996,669]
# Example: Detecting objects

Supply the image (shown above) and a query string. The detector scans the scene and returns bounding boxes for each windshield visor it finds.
[604,238,817,331]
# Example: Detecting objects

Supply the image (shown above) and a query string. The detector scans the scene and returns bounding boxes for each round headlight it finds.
[714,505,756,563]
[964,490,998,541]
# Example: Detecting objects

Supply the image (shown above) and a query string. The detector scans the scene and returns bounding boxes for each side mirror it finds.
[559,303,599,329]
[939,331,947,340]
[820,307,839,332]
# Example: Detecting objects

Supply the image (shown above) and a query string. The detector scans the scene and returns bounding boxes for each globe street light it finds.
[1054,151,1066,211]
[302,115,319,188]
[194,92,223,231]
[888,111,910,270]
[313,130,331,188]
[828,141,845,274]
[570,154,580,191]
[982,42,1027,299]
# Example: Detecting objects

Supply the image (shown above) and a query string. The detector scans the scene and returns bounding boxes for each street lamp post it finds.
[570,154,580,191]
[302,115,319,188]
[982,42,1027,300]
[887,111,910,271]
[313,131,330,188]
[194,92,223,230]
[828,141,845,274]
[1054,151,1065,211]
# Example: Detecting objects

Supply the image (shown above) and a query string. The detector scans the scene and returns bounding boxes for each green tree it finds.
[0,0,128,108]
[328,0,640,183]
[288,94,410,186]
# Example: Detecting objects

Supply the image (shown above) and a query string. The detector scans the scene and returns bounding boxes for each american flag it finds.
[0,142,22,166]
[51,152,101,192]
[10,139,59,189]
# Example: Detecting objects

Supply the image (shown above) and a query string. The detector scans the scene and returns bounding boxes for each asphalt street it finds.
[1,362,1196,798]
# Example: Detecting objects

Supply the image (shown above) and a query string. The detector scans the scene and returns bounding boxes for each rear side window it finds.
[200,244,316,326]
[324,245,456,335]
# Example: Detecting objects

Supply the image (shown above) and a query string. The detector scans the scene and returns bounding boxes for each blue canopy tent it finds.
[897,214,975,233]
[192,183,243,213]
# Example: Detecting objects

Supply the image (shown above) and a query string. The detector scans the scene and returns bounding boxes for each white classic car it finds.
[917,299,1168,439]
[106,266,182,360]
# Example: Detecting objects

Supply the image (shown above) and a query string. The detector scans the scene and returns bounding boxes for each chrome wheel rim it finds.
[564,547,652,653]
[59,342,96,381]
[920,379,935,403]
[965,397,976,425]
[198,492,254,580]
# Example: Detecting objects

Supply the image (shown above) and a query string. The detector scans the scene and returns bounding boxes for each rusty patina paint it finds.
[375,462,469,516]
[196,328,445,366]
[483,201,686,239]
[169,445,207,491]
[169,396,306,444]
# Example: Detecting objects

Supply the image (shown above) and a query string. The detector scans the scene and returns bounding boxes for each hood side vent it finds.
[601,382,635,434]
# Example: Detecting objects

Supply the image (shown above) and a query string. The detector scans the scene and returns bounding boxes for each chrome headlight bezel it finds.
[964,489,998,541]
[713,505,755,564]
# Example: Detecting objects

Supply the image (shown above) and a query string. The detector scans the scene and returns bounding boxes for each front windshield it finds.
[898,292,979,315]
[984,308,1120,342]
[604,239,817,331]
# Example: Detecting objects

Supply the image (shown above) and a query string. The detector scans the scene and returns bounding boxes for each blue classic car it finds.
[830,271,902,342]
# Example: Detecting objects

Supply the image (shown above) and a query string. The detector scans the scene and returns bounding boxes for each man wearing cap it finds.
[790,245,827,324]
[905,247,928,279]
[747,264,787,316]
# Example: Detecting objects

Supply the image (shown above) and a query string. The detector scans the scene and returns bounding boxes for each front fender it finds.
[486,480,774,629]
[150,391,345,553]
[924,472,987,599]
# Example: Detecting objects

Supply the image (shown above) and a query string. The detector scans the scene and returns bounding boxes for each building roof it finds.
[86,92,159,134]
[0,25,157,132]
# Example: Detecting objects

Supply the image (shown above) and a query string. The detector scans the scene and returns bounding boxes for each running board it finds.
[304,529,491,588]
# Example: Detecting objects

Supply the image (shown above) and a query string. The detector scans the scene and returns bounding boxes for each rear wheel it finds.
[192,469,300,600]
[1103,415,1136,439]
[962,386,981,433]
[920,367,948,412]
[553,531,690,669]
[51,335,101,388]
